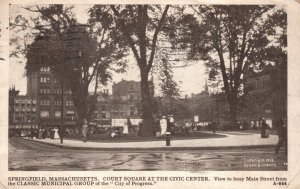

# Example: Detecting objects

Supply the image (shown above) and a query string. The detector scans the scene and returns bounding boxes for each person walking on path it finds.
[155,118,162,138]
[53,127,60,139]
[123,120,129,136]
[275,117,287,155]
[81,119,89,143]
[38,128,43,139]
[167,115,174,132]
[261,118,270,138]
[160,116,167,136]
[184,121,190,135]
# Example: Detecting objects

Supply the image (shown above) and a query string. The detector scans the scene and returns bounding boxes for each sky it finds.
[9,5,207,96]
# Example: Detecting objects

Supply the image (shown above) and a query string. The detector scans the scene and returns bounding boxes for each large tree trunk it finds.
[72,84,89,133]
[139,69,155,137]
[227,93,238,130]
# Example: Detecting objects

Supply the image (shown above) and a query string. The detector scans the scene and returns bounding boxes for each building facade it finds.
[111,80,141,118]
[9,87,38,129]
[244,73,274,127]
[27,66,77,128]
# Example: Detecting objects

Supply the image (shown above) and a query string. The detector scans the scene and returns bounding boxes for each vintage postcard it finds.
[0,0,300,188]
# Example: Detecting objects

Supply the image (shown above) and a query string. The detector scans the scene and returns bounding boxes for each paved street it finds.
[9,138,287,171]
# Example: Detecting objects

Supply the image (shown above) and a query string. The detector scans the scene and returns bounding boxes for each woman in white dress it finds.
[123,121,129,135]
[160,116,167,135]
[53,127,60,139]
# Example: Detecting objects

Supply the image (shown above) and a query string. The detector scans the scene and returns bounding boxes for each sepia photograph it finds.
[7,3,288,172]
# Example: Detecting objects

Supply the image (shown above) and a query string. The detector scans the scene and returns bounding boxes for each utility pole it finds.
[60,69,64,144]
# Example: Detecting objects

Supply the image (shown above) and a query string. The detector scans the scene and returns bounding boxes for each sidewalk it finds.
[24,131,279,151]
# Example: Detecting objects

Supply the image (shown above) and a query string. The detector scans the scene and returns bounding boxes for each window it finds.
[54,78,60,84]
[66,89,72,94]
[54,88,62,94]
[101,105,106,111]
[102,113,106,118]
[66,100,74,107]
[40,110,50,118]
[54,100,62,106]
[40,87,50,94]
[54,111,61,118]
[66,110,75,115]
[40,66,50,72]
[40,99,50,106]
[40,76,50,84]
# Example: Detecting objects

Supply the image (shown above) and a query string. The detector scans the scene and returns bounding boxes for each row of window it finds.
[14,100,37,104]
[40,66,50,72]
[39,88,71,94]
[14,112,36,122]
[39,99,74,107]
[14,107,36,112]
[40,77,51,83]
[40,100,50,106]
[40,110,75,118]
[40,76,60,84]
[40,88,50,94]
[66,100,74,107]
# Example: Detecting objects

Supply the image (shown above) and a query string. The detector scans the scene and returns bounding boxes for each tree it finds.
[10,5,128,127]
[177,5,286,128]
[90,5,170,136]
[159,98,191,122]
[158,57,180,114]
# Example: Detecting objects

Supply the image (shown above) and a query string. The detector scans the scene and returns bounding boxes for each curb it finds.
[20,138,277,152]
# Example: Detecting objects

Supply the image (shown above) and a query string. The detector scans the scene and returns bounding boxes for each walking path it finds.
[23,131,278,151]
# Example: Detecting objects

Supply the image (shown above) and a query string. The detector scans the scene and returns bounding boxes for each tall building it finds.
[27,66,77,128]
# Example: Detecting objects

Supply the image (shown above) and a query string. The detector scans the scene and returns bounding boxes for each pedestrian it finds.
[123,120,129,136]
[42,128,47,139]
[160,116,167,136]
[29,129,34,139]
[38,128,43,139]
[138,120,143,137]
[34,129,38,139]
[50,128,55,139]
[261,118,270,138]
[275,117,287,155]
[155,118,162,138]
[53,127,59,139]
[185,121,190,135]
[110,130,117,138]
[127,117,132,132]
[167,115,175,132]
[81,119,89,143]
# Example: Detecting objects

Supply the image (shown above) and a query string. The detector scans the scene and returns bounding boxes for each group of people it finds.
[154,115,175,137]
[109,118,132,138]
[34,127,60,139]
[16,127,61,140]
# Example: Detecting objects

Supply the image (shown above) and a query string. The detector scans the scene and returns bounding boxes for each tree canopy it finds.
[177,5,287,127]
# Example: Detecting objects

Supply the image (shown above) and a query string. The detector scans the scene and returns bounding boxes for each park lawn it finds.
[65,130,227,143]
